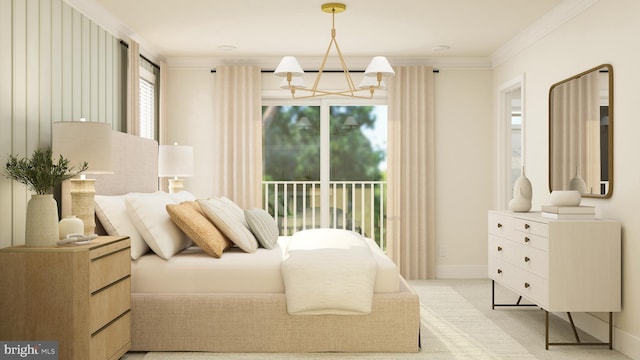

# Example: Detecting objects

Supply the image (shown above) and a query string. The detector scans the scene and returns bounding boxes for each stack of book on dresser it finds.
[541,205,595,220]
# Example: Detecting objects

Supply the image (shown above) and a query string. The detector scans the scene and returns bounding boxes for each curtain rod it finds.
[119,40,160,70]
[209,69,440,73]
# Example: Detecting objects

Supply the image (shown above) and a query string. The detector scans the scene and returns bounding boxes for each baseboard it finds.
[554,312,640,358]
[435,265,487,279]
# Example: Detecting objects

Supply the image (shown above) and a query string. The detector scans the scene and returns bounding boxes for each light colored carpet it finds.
[122,280,631,360]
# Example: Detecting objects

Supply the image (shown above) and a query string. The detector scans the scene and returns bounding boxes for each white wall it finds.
[493,0,640,356]
[164,68,216,198]
[434,69,494,278]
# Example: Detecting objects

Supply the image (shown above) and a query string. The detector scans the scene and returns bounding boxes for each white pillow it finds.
[94,194,149,260]
[219,196,249,227]
[169,190,197,203]
[125,192,191,259]
[197,198,258,253]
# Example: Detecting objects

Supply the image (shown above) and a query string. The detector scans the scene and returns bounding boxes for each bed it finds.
[65,131,420,353]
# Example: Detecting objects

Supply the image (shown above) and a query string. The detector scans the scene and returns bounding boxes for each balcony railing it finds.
[262,181,387,249]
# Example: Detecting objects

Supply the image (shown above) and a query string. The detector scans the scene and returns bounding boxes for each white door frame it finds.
[496,74,526,209]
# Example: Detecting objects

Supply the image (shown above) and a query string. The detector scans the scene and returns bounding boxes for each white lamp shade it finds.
[52,121,113,174]
[280,76,307,89]
[158,144,194,177]
[358,76,386,89]
[274,56,305,77]
[363,56,395,77]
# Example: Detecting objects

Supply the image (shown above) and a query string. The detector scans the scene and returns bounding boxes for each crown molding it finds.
[63,0,163,63]
[166,55,492,70]
[491,0,599,67]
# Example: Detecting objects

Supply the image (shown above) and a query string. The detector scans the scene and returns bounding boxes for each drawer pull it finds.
[524,282,530,289]
[497,223,503,229]
[497,246,502,252]
[524,236,530,243]
[524,256,530,262]
[524,223,530,230]
[497,269,502,274]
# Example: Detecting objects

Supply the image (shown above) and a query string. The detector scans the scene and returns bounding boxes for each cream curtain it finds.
[212,65,263,208]
[126,40,140,136]
[158,60,168,145]
[387,66,436,280]
[551,71,600,194]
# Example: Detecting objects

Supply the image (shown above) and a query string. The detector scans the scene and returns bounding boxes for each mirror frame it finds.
[548,63,614,198]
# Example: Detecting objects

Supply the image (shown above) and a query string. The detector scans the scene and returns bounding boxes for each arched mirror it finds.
[549,64,613,198]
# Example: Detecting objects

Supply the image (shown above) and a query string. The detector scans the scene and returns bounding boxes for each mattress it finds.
[131,236,399,294]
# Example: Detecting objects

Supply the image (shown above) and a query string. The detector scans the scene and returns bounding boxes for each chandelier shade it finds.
[364,56,395,77]
[275,3,394,99]
[274,56,305,77]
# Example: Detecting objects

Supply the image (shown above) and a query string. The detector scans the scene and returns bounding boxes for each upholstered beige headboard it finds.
[60,130,159,216]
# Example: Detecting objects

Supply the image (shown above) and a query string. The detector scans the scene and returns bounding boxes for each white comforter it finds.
[281,229,378,315]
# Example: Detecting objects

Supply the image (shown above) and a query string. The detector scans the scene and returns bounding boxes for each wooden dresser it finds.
[0,236,131,360]
[488,210,621,348]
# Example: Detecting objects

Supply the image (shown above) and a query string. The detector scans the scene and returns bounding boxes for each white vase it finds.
[59,215,84,239]
[25,194,59,247]
[510,166,532,212]
[513,166,532,200]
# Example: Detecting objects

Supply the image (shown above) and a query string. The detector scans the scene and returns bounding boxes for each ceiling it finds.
[85,0,567,66]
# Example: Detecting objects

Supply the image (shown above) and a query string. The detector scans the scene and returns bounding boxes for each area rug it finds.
[138,285,536,360]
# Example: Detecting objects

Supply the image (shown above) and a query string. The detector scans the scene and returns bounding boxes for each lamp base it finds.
[168,178,184,194]
[70,178,96,235]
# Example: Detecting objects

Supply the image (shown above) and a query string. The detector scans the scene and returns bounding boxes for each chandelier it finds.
[274,3,395,99]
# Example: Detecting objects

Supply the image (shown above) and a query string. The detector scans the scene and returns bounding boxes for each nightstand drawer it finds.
[90,311,131,360]
[90,277,131,333]
[90,247,130,293]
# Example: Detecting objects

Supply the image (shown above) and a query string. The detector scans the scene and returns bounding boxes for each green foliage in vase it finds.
[4,147,88,195]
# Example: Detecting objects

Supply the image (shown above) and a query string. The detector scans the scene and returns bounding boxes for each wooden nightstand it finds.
[0,236,131,360]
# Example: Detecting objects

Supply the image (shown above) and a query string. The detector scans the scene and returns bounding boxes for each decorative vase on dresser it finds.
[488,210,621,349]
[509,166,532,212]
[25,194,59,246]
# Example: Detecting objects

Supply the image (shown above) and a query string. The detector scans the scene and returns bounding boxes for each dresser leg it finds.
[545,311,549,350]
[609,312,613,350]
[545,311,615,350]
[491,280,495,310]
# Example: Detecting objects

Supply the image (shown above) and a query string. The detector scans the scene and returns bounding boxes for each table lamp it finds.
[158,143,194,193]
[53,120,113,235]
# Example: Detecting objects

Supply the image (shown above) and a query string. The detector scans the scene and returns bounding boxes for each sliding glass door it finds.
[262,101,388,248]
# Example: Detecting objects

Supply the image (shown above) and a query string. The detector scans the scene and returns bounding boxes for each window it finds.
[139,57,159,140]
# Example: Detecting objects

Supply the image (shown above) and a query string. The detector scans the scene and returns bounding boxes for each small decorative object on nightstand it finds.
[0,236,131,360]
[58,215,84,239]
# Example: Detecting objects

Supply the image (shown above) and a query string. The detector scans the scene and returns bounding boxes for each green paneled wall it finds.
[0,0,123,247]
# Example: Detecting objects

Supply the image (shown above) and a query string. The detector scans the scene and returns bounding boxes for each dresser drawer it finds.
[488,212,515,238]
[512,243,548,279]
[90,311,131,360]
[512,217,548,237]
[90,247,130,293]
[90,277,131,334]
[513,231,548,252]
[489,257,548,307]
